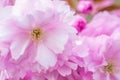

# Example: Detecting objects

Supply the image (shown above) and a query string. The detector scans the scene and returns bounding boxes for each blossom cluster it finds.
[0,0,120,80]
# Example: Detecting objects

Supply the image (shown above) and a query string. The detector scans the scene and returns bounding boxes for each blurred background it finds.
[65,0,120,13]
[64,0,120,22]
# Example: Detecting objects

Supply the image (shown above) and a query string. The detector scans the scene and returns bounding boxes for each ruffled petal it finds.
[45,30,68,54]
[57,65,71,76]
[35,43,57,69]
[10,36,30,60]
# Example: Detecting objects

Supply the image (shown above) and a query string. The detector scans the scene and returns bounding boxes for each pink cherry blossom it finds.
[93,37,120,80]
[0,0,77,79]
[0,8,76,70]
[82,35,108,71]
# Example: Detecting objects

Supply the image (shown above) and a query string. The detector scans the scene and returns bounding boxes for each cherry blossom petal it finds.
[35,43,57,69]
[57,65,71,76]
[10,36,30,60]
[45,30,68,54]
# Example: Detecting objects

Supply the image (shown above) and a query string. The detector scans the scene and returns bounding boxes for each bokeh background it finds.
[64,0,120,22]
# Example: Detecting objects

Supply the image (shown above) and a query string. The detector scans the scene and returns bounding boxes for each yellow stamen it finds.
[30,28,43,42]
[104,62,114,73]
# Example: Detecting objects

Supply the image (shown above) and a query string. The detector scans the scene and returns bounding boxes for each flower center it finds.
[30,28,43,41]
[104,63,113,73]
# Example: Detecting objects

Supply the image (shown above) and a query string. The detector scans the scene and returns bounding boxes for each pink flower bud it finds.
[74,16,86,33]
[77,1,93,14]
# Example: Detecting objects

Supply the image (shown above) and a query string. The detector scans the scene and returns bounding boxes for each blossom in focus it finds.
[0,8,76,70]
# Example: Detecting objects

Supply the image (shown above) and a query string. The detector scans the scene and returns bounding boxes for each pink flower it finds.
[78,30,120,80]
[0,9,76,69]
[0,0,77,79]
[73,35,108,72]
[93,37,120,80]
